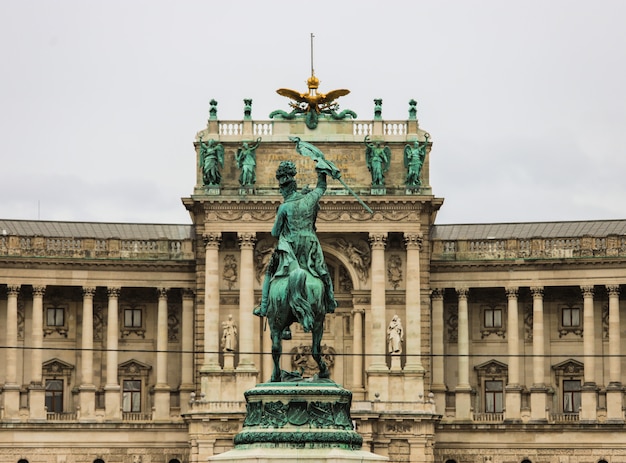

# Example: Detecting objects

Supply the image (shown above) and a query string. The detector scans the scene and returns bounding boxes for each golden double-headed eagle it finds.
[277,74,350,114]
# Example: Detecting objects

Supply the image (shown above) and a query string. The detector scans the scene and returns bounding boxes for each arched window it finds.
[445,459,457,463]
[521,459,532,463]
[94,459,105,463]
[598,460,608,463]
[168,459,181,463]
[18,459,29,463]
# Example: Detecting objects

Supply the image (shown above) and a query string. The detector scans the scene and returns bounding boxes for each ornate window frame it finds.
[44,304,69,337]
[480,304,505,339]
[118,359,152,414]
[120,304,146,338]
[42,358,74,413]
[552,359,584,414]
[559,305,582,338]
[474,359,508,414]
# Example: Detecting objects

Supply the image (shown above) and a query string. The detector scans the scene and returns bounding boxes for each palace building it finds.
[2,85,626,463]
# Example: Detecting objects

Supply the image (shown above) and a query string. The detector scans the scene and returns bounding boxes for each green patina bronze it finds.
[364,135,391,187]
[208,98,218,120]
[243,98,252,120]
[408,98,417,120]
[235,381,363,449]
[269,107,357,130]
[198,136,224,187]
[404,133,430,188]
[253,139,338,382]
[236,137,261,187]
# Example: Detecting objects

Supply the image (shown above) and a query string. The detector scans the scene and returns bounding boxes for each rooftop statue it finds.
[236,137,261,187]
[364,136,391,187]
[198,136,224,186]
[404,133,430,188]
[270,73,356,129]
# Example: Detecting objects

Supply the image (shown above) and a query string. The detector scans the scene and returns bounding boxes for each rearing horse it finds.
[266,266,329,382]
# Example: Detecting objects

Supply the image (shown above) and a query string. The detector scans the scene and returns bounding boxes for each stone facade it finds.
[1,105,625,463]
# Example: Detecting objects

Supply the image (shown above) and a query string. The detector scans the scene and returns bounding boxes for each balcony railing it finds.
[550,412,579,423]
[472,412,504,422]
[46,412,77,421]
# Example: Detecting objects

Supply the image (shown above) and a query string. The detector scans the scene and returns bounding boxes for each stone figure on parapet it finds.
[404,133,430,188]
[235,137,261,187]
[198,136,224,186]
[388,315,404,354]
[364,136,391,187]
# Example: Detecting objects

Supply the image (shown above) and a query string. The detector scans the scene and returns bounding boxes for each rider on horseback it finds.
[253,160,338,328]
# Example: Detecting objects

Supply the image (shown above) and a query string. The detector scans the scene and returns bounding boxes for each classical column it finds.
[154,287,171,420]
[403,232,424,371]
[351,307,365,395]
[505,287,521,421]
[366,232,388,400]
[29,285,46,420]
[4,285,21,419]
[606,285,623,422]
[580,285,597,422]
[455,287,472,420]
[403,232,424,401]
[202,232,222,371]
[237,232,256,371]
[79,286,96,421]
[530,286,547,422]
[180,289,195,413]
[104,287,121,420]
[431,288,446,415]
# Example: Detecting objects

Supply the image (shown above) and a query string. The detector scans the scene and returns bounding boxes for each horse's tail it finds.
[287,268,314,333]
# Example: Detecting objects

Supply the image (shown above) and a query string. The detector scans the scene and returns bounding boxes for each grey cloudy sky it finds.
[1,1,625,225]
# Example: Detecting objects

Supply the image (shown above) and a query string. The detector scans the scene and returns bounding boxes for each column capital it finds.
[530,286,544,298]
[182,288,195,300]
[82,287,96,298]
[237,232,256,249]
[505,287,519,299]
[581,285,595,297]
[157,287,169,299]
[606,284,621,296]
[456,287,469,300]
[203,232,222,250]
[351,307,365,315]
[7,284,21,296]
[403,232,423,250]
[107,287,121,298]
[369,232,387,250]
[32,285,46,297]
[431,288,444,301]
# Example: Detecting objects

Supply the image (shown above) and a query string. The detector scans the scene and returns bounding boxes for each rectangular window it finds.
[122,380,141,412]
[562,307,580,327]
[46,307,65,327]
[45,379,63,413]
[484,380,504,413]
[124,308,142,328]
[563,379,581,413]
[484,308,502,328]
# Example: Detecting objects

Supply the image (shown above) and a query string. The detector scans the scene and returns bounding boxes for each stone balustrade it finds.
[432,235,626,261]
[0,235,194,260]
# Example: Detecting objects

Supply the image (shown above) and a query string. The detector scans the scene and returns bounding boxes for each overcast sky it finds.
[1,1,625,226]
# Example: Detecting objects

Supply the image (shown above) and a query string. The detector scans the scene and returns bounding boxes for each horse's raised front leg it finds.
[311,319,329,379]
[270,331,283,382]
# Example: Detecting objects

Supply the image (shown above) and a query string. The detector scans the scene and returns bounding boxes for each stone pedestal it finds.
[210,380,387,462]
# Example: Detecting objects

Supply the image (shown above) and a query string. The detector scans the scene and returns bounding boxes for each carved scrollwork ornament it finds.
[404,232,423,250]
[203,232,221,250]
[368,232,387,250]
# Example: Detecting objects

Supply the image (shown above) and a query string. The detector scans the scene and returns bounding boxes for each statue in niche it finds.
[198,135,224,186]
[364,136,390,186]
[221,314,238,352]
[236,137,261,186]
[222,254,238,289]
[387,254,402,289]
[403,133,430,187]
[387,315,404,355]
[254,243,274,283]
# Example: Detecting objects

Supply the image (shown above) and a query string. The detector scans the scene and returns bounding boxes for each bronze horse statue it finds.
[266,266,329,382]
